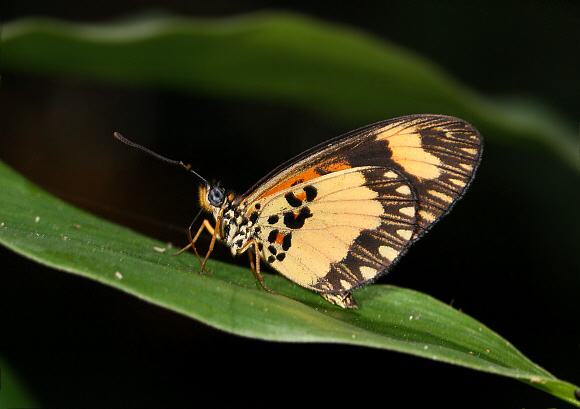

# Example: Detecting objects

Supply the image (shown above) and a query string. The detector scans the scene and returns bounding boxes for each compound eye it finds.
[207,187,225,207]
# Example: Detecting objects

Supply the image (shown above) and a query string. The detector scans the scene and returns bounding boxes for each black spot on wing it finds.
[282,233,292,251]
[283,207,312,229]
[267,229,278,243]
[303,185,318,202]
[285,192,303,208]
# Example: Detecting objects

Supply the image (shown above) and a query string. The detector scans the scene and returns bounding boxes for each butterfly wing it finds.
[241,114,482,295]
[251,166,418,294]
[369,115,484,240]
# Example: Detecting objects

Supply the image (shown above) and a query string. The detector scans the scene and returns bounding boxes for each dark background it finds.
[1,1,578,407]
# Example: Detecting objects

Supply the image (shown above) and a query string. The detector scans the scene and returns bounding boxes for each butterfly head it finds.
[198,182,243,247]
[198,183,222,211]
[198,183,237,215]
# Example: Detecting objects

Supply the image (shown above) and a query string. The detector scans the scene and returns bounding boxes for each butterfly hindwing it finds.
[252,166,418,293]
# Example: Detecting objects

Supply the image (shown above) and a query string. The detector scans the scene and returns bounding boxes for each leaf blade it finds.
[2,13,577,168]
[0,160,578,406]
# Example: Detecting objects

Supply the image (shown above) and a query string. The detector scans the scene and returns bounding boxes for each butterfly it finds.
[115,114,483,308]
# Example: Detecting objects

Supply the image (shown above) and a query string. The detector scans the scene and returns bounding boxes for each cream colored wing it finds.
[252,166,418,294]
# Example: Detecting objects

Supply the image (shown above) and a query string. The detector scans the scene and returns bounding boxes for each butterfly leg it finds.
[174,219,215,275]
[247,248,256,271]
[198,218,221,275]
[240,240,277,295]
[321,292,358,309]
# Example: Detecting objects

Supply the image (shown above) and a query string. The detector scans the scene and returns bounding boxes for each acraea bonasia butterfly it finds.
[115,114,483,308]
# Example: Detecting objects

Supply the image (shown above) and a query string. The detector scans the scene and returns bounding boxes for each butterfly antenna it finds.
[114,132,209,186]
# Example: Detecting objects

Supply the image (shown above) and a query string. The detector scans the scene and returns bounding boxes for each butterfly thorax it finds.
[198,184,259,256]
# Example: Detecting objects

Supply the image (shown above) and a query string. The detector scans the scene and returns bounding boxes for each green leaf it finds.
[0,355,41,408]
[1,13,577,169]
[0,160,578,405]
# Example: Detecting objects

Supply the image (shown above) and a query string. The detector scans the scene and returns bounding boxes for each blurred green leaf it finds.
[1,13,577,168]
[0,355,41,408]
[0,158,578,405]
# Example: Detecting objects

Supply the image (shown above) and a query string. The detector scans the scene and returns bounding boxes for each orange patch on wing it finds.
[320,161,351,173]
[295,192,307,201]
[258,161,351,199]
[258,168,320,199]
[275,233,286,245]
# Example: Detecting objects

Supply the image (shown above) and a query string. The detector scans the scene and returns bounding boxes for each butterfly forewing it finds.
[371,115,483,239]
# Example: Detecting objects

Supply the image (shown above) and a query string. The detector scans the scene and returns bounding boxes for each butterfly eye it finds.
[207,187,225,207]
